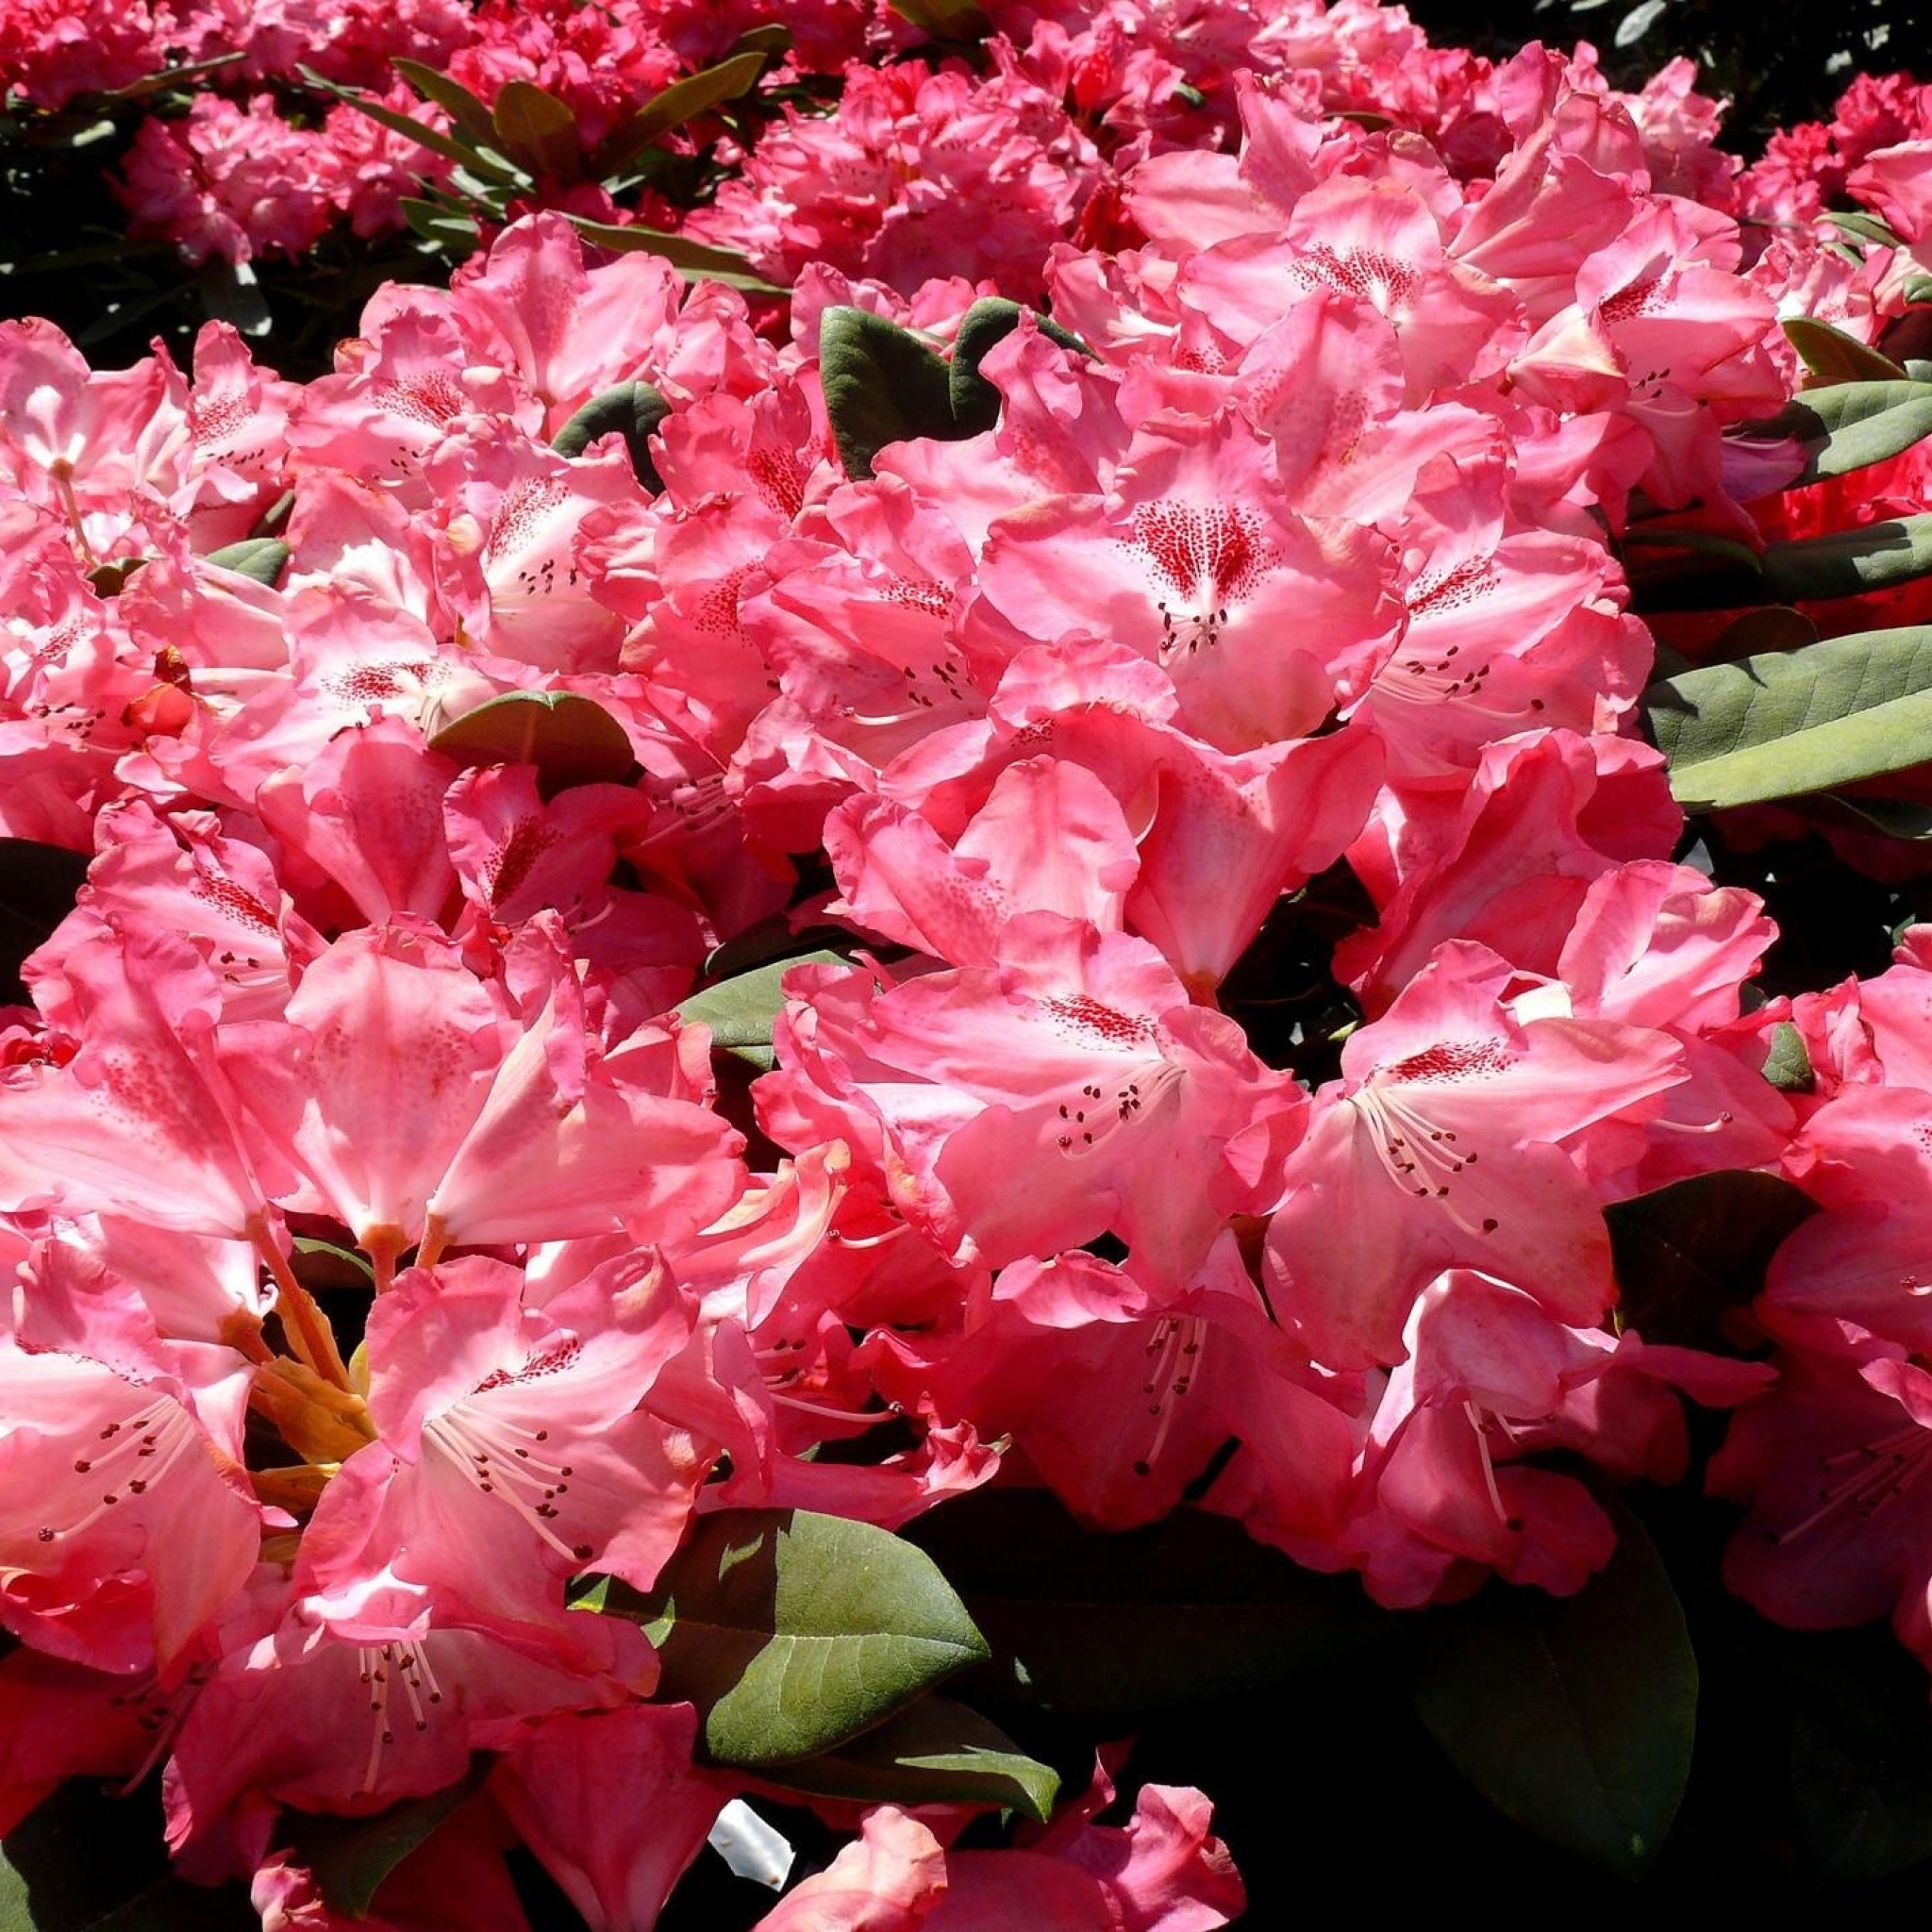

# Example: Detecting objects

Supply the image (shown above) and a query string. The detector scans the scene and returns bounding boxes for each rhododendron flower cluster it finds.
[9,0,1932,1919]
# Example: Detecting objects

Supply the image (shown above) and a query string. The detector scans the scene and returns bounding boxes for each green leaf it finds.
[946,298,1093,437]
[552,379,672,489]
[590,50,770,178]
[1733,380,1932,487]
[426,690,636,798]
[491,79,580,183]
[0,839,88,1005]
[400,196,484,256]
[202,537,290,588]
[594,1509,991,1767]
[675,950,852,1071]
[1824,794,1932,840]
[888,0,991,38]
[282,1760,489,1918]
[1605,1169,1816,1349]
[904,1491,1390,1716]
[1784,317,1910,386]
[297,66,519,182]
[758,1694,1060,1823]
[95,52,246,104]
[1759,1019,1817,1093]
[561,216,784,294]
[2,1782,258,1930]
[388,58,499,149]
[1824,210,1905,249]
[290,1236,376,1292]
[1781,1624,1932,1886]
[1409,1500,1696,1880]
[1763,514,1932,603]
[820,307,956,480]
[1643,625,1932,812]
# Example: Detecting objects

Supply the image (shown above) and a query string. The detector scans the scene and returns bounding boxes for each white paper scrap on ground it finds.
[708,1799,795,1889]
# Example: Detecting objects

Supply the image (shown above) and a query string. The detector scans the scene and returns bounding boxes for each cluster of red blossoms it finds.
[8,0,1932,1923]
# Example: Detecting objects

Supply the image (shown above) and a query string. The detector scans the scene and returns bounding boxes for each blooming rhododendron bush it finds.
[13,0,1932,1921]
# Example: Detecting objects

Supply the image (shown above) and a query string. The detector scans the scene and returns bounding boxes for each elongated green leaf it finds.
[594,1509,990,1767]
[491,79,579,183]
[904,1492,1389,1716]
[552,379,672,489]
[947,297,1093,436]
[389,58,499,148]
[1606,1169,1816,1349]
[401,197,483,255]
[591,50,769,178]
[820,307,956,480]
[1825,210,1905,249]
[426,690,636,797]
[561,216,783,293]
[97,52,245,103]
[283,1761,489,1917]
[1644,625,1932,811]
[297,66,518,181]
[675,951,851,1071]
[889,0,991,38]
[1409,1502,1696,1879]
[1764,514,1932,602]
[202,537,289,587]
[1733,379,1932,487]
[1826,794,1932,839]
[758,1695,1060,1822]
[1785,317,1910,386]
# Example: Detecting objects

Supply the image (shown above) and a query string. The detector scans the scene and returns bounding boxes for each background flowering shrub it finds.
[8,1,1932,1924]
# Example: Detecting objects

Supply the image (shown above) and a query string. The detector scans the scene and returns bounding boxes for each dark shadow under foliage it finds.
[1409,0,1921,145]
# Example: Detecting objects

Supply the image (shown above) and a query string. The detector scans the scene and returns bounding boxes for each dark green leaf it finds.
[561,216,784,294]
[290,1237,376,1292]
[1606,1169,1816,1349]
[591,51,770,178]
[758,1694,1060,1823]
[198,259,270,340]
[675,951,851,1071]
[1409,1500,1696,1879]
[297,67,518,181]
[400,197,483,255]
[551,379,672,488]
[946,298,1093,437]
[592,1508,989,1767]
[282,1760,489,1918]
[2,1781,257,1930]
[1763,515,1932,602]
[820,307,956,480]
[888,0,991,38]
[0,839,88,1006]
[388,58,499,149]
[96,53,246,104]
[426,691,636,797]
[1759,1020,1817,1093]
[1643,625,1932,811]
[491,80,580,183]
[731,25,792,58]
[1785,317,1910,386]
[903,1491,1390,1716]
[1731,380,1932,487]
[1825,794,1932,840]
[1781,1624,1932,1886]
[202,537,290,588]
